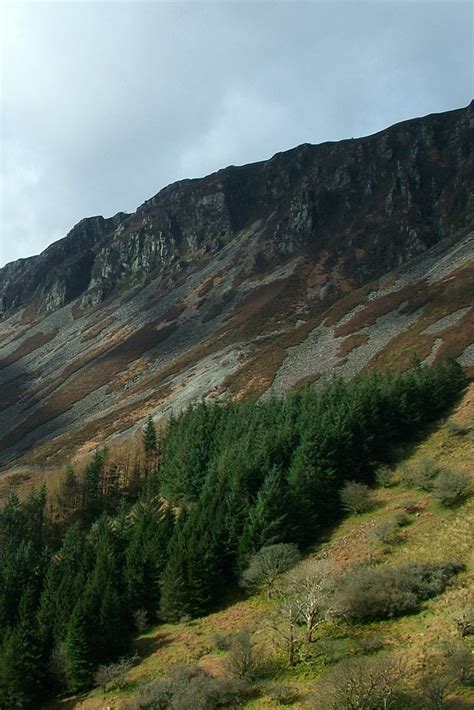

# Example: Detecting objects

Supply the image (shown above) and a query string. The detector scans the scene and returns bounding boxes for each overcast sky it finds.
[0,1,472,267]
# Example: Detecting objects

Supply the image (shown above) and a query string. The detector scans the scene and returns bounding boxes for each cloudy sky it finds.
[0,1,472,267]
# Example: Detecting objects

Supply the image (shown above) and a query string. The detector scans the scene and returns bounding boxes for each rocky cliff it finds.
[0,103,473,472]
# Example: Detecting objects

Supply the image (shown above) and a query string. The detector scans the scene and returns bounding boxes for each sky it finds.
[0,1,472,268]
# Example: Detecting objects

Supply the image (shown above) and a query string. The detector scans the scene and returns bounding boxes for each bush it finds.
[267,683,298,705]
[418,670,455,709]
[452,605,474,637]
[241,544,301,596]
[339,481,372,515]
[400,458,440,491]
[447,642,474,685]
[95,656,136,691]
[126,665,251,709]
[375,466,394,488]
[445,420,470,437]
[432,469,471,507]
[393,511,412,527]
[399,499,423,514]
[224,630,259,681]
[133,609,149,633]
[338,561,463,622]
[212,633,231,652]
[310,653,405,709]
[371,521,400,547]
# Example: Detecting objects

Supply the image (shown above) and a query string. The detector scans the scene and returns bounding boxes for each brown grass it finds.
[363,263,474,373]
[80,316,114,343]
[0,329,59,369]
[334,282,426,338]
[0,322,178,454]
[337,331,370,359]
[322,282,374,327]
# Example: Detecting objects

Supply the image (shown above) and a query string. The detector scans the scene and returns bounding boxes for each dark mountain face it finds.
[1,105,472,316]
[0,104,473,471]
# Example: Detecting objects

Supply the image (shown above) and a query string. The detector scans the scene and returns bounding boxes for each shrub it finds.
[400,458,440,491]
[371,520,400,547]
[452,605,474,637]
[224,630,259,681]
[418,670,455,710]
[125,678,172,709]
[432,469,471,507]
[241,543,301,596]
[310,653,405,709]
[267,683,298,705]
[126,665,251,709]
[393,511,412,527]
[212,633,231,652]
[447,642,474,686]
[133,609,149,633]
[338,561,463,622]
[375,466,394,488]
[445,420,470,437]
[400,499,423,514]
[339,481,372,515]
[95,656,136,691]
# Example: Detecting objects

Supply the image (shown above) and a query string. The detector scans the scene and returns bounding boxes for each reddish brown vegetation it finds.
[0,329,59,370]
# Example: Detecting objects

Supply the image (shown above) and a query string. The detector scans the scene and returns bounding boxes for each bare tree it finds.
[284,561,341,643]
[269,595,304,667]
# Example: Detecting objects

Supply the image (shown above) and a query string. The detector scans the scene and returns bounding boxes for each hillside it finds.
[0,103,473,476]
[53,383,474,709]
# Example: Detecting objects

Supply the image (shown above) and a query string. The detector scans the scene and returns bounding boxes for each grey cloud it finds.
[1,0,472,266]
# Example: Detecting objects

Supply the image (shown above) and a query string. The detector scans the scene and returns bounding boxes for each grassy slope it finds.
[53,385,474,709]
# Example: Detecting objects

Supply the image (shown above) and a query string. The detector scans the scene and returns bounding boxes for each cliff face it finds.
[0,104,473,471]
[1,104,472,315]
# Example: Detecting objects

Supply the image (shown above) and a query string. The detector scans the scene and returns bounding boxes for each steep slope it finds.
[51,384,474,709]
[0,104,473,471]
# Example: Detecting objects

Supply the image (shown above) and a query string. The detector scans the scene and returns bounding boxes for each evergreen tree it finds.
[0,588,45,706]
[238,466,290,569]
[64,601,94,691]
[143,414,158,456]
[56,465,80,527]
[81,449,106,525]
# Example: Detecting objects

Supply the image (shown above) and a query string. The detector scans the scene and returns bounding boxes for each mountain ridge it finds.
[0,103,473,473]
[1,103,471,315]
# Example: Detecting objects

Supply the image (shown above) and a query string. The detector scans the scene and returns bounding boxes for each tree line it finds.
[0,359,466,705]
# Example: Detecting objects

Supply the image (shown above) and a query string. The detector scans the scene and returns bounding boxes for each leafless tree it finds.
[283,561,342,643]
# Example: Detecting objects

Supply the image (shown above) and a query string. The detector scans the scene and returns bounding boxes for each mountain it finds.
[0,103,473,472]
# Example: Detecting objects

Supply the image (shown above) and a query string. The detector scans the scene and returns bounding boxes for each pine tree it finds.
[143,414,158,472]
[81,449,106,525]
[0,588,45,705]
[64,601,94,691]
[56,465,80,526]
[238,466,289,570]
[159,518,192,621]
